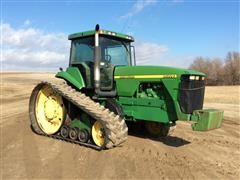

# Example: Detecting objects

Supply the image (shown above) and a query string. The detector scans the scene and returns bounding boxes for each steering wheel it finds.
[105,54,111,64]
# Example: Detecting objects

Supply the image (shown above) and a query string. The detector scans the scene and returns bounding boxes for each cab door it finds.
[99,47,114,91]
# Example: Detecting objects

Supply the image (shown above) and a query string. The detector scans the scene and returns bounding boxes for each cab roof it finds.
[68,29,134,42]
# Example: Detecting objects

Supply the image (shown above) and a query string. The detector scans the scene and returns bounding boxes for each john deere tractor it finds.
[29,25,223,149]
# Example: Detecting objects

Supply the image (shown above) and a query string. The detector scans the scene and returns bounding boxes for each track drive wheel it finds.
[29,83,65,135]
[145,122,170,138]
[92,120,105,147]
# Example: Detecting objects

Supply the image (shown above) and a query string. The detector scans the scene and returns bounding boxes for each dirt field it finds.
[1,73,239,180]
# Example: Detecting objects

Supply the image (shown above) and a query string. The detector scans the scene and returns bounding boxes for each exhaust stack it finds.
[94,24,100,89]
[93,24,116,97]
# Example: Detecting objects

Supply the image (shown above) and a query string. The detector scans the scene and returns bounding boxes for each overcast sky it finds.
[1,0,239,71]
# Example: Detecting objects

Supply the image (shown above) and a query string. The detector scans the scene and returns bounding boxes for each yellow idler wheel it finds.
[35,85,65,135]
[92,120,105,147]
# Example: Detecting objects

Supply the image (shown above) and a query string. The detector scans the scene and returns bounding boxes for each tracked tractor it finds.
[29,25,224,149]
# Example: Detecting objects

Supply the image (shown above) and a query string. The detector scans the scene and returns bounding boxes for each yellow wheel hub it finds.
[35,85,65,135]
[92,121,105,147]
[44,98,57,119]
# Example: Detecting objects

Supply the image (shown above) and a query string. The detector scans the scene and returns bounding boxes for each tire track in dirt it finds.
[2,113,43,179]
[22,115,44,179]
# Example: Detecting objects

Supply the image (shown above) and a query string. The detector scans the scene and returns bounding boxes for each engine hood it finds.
[114,65,205,79]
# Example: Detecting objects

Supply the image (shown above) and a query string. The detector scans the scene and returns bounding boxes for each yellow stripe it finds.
[114,74,177,79]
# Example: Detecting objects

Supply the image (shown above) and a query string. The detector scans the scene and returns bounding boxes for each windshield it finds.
[100,36,131,66]
[70,36,131,66]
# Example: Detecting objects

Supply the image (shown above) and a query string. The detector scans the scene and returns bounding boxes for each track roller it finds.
[60,125,69,138]
[69,127,78,140]
[78,129,90,143]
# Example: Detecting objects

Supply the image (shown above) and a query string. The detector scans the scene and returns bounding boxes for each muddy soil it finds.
[1,73,239,179]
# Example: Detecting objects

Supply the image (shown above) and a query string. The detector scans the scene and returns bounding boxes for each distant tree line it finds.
[189,51,240,85]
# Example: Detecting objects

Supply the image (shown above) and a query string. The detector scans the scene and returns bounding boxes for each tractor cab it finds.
[68,25,135,94]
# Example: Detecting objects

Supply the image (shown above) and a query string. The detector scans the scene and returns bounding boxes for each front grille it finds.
[179,75,205,114]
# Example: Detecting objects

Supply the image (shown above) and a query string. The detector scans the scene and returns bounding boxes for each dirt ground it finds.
[1,73,239,180]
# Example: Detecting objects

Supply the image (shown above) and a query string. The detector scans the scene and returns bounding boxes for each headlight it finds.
[189,75,195,80]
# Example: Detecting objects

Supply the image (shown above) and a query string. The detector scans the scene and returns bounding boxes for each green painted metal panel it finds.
[70,113,91,132]
[115,79,139,96]
[68,30,95,40]
[122,105,170,123]
[56,67,85,90]
[114,66,205,77]
[70,118,91,132]
[114,66,204,97]
[191,109,224,131]
[68,29,134,42]
[119,97,166,108]
[114,65,206,123]
[114,76,179,97]
[173,101,191,121]
[118,97,175,123]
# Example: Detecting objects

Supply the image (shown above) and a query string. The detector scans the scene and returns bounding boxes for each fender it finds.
[56,67,85,90]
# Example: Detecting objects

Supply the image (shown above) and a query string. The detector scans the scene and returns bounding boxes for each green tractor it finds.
[29,25,223,149]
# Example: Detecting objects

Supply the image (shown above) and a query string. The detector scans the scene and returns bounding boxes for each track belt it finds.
[29,78,128,150]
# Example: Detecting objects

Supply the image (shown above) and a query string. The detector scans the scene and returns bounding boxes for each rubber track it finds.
[30,79,128,149]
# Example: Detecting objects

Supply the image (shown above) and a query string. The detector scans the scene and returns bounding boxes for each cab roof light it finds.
[97,29,132,40]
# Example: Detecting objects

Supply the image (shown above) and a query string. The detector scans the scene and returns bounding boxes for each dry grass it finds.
[205,86,240,104]
[204,86,240,123]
